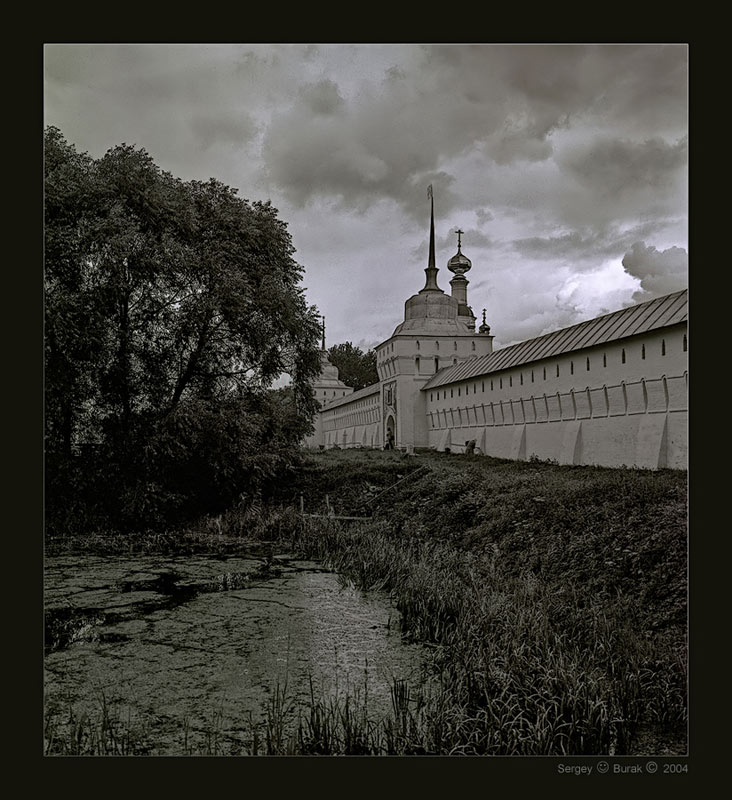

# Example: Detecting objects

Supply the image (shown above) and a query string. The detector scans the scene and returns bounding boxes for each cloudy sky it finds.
[44,44,688,353]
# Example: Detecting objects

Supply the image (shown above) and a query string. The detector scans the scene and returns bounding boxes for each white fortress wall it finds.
[319,384,382,449]
[424,325,688,468]
[306,199,686,469]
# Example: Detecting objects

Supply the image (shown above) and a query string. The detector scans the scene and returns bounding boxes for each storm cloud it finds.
[622,241,689,301]
[44,44,688,350]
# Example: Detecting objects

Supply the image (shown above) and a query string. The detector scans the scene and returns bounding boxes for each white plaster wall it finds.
[376,333,493,382]
[424,326,688,469]
[319,388,382,449]
[313,324,687,468]
[375,331,494,447]
[427,327,686,409]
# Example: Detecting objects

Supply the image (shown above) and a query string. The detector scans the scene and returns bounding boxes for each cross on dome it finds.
[447,228,472,275]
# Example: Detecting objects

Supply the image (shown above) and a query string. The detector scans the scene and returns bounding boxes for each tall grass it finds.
[44,691,154,756]
[235,454,688,755]
[45,452,687,755]
[288,524,679,754]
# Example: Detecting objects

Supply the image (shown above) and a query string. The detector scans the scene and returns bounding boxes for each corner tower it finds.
[313,317,353,402]
[304,317,355,448]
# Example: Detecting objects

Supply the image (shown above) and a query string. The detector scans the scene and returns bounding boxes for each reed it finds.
[45,452,686,755]
[236,453,687,755]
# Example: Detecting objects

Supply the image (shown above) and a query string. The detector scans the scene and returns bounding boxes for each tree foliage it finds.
[326,342,378,391]
[45,127,322,531]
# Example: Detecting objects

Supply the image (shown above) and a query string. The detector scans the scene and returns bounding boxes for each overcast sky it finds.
[44,44,688,353]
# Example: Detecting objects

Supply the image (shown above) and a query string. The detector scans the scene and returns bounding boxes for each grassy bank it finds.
[45,450,687,755]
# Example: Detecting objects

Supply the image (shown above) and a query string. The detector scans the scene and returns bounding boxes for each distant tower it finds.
[447,229,476,331]
[304,315,354,449]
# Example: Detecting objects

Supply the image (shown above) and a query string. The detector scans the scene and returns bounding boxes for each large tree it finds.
[326,342,378,391]
[45,127,322,530]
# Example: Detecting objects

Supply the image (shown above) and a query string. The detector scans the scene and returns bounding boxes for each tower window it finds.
[458,387,461,396]
[520,373,523,385]
[500,378,503,389]
[570,361,574,375]
[621,349,626,364]
[430,393,433,401]
[531,370,534,383]
[434,357,439,372]
[471,341,476,351]
[491,380,494,391]
[436,341,439,350]
[586,357,590,371]
[509,376,512,387]
[683,334,687,352]
[603,353,607,368]
[556,364,560,377]
[543,367,546,380]
[416,340,420,350]
[453,358,457,365]
[662,339,666,356]
[482,381,485,392]
[641,344,646,360]
[451,389,453,398]
[454,341,457,351]
[474,383,477,393]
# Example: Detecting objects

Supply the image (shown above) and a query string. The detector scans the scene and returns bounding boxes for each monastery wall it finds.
[305,199,687,470]
[425,325,688,468]
[318,385,382,449]
[309,322,688,469]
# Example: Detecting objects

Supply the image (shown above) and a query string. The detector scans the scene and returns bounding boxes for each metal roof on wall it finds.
[321,381,380,411]
[421,289,688,391]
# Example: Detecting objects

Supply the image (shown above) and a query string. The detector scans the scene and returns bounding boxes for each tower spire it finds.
[321,316,326,350]
[421,185,441,292]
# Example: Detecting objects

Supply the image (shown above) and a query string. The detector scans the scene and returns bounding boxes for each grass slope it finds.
[46,449,688,755]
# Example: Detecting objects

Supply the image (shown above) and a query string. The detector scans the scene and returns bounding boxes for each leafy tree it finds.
[45,127,322,530]
[326,342,378,391]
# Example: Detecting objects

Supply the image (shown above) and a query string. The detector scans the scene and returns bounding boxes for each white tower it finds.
[375,188,494,449]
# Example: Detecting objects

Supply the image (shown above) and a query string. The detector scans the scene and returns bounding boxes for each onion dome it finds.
[447,229,472,275]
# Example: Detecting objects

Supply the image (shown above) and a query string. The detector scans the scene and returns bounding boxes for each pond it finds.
[44,547,433,755]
